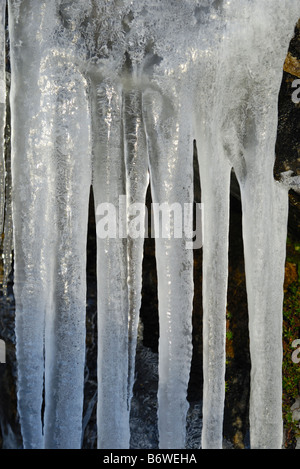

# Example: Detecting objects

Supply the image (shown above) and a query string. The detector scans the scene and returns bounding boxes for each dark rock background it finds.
[275,19,300,238]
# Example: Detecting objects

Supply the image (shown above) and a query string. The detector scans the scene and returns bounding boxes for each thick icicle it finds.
[41,4,92,449]
[241,175,289,448]
[42,49,91,450]
[238,53,293,449]
[143,88,194,449]
[91,78,131,449]
[128,2,199,448]
[9,1,50,447]
[191,8,232,448]
[213,0,300,448]
[9,1,92,448]
[235,2,298,449]
[122,84,149,408]
[192,0,299,448]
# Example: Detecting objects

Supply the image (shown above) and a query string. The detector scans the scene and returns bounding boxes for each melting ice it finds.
[1,0,299,449]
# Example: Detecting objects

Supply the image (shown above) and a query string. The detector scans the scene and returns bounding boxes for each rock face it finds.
[0,292,22,449]
[291,397,300,449]
[275,20,300,238]
[275,20,300,180]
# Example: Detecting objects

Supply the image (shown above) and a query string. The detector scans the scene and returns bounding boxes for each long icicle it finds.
[9,1,50,448]
[198,143,231,449]
[123,84,149,410]
[92,78,131,449]
[143,88,194,449]
[9,1,92,448]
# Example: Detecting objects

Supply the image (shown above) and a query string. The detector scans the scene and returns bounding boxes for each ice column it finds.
[9,1,91,448]
[91,77,131,449]
[123,83,149,408]
[5,0,299,451]
[197,122,232,449]
[195,0,299,449]
[125,4,196,447]
[143,88,194,449]
[231,3,298,449]
[192,12,233,449]
[9,2,49,447]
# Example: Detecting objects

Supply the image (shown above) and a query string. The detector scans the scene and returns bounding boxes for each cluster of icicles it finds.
[0,0,299,449]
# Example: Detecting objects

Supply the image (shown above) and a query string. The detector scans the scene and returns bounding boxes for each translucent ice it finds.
[9,1,91,448]
[5,0,299,450]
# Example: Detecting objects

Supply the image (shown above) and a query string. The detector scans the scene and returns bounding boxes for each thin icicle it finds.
[198,139,232,449]
[142,88,194,449]
[122,85,149,408]
[92,79,131,449]
[0,0,7,299]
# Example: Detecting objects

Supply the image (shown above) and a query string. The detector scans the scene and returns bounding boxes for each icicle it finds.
[42,49,91,450]
[192,0,300,449]
[143,88,194,449]
[129,2,198,448]
[197,133,232,449]
[91,78,131,449]
[122,84,149,409]
[9,1,92,448]
[191,9,232,449]
[6,0,299,451]
[234,2,298,449]
[206,0,299,449]
[9,1,47,448]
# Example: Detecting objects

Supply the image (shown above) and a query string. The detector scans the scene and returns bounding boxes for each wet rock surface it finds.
[275,20,300,181]
[275,21,300,237]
